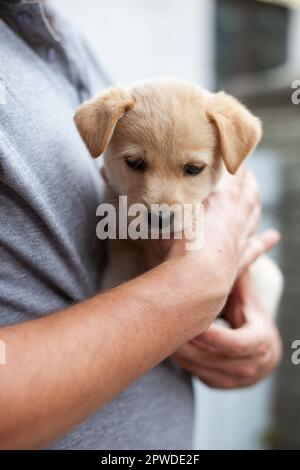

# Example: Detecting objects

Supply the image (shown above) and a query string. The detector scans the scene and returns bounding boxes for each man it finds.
[0,0,281,449]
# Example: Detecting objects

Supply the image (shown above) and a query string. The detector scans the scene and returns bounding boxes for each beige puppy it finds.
[74,79,283,315]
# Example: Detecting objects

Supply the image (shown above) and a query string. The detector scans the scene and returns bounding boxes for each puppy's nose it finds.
[148,210,174,229]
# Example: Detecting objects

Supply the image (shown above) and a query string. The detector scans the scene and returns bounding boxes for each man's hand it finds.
[173,272,282,388]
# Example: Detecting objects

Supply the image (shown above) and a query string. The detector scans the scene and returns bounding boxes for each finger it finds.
[175,346,275,387]
[235,164,247,178]
[220,166,245,189]
[175,340,226,365]
[233,165,249,189]
[196,321,265,358]
[222,271,254,328]
[243,170,260,196]
[193,366,244,390]
[173,342,210,366]
[195,365,264,389]
[194,351,270,377]
[175,339,270,377]
[100,166,108,182]
[240,205,261,241]
[173,356,238,389]
[238,170,260,204]
[222,288,246,328]
[173,341,223,367]
[239,229,281,273]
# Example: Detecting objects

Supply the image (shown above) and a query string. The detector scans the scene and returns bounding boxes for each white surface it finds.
[53,0,215,88]
[193,377,274,450]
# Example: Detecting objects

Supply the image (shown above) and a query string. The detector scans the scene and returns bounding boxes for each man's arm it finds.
[0,170,271,449]
[0,257,226,449]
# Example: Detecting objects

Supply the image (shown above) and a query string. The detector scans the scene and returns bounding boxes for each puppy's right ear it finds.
[74,86,134,158]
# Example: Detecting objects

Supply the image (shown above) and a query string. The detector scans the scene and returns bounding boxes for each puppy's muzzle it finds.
[147,210,175,232]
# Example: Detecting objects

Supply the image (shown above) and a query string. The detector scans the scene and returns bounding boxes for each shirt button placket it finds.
[47,46,58,62]
[17,10,33,26]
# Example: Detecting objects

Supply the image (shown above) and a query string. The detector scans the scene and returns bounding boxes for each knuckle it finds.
[202,378,232,390]
[201,379,215,389]
[221,379,236,389]
[246,171,259,192]
[251,237,263,257]
[244,181,260,207]
[226,187,238,203]
[243,365,258,380]
[247,193,258,210]
[257,342,269,357]
[244,196,255,215]
[256,333,268,352]
[234,341,248,357]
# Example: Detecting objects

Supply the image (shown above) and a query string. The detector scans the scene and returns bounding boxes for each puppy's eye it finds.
[184,163,205,176]
[125,157,147,172]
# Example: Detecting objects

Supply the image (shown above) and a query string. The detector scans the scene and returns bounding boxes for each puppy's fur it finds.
[75,79,283,316]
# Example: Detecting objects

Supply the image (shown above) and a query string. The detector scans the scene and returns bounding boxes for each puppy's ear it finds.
[74,86,134,158]
[206,91,262,174]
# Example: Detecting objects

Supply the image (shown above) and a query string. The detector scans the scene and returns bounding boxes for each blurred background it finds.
[54,0,300,450]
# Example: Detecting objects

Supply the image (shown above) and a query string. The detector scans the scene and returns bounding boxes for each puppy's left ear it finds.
[206,92,262,174]
[74,86,134,158]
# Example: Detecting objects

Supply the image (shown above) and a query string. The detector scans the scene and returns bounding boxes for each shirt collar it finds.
[0,0,61,43]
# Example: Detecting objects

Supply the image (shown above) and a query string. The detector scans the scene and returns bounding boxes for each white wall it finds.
[53,0,215,88]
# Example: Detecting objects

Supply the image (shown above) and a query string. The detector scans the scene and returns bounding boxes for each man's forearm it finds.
[0,258,225,449]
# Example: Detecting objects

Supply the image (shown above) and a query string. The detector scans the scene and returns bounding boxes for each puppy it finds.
[74,79,283,316]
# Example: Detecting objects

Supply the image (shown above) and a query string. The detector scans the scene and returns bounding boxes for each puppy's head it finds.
[75,80,261,230]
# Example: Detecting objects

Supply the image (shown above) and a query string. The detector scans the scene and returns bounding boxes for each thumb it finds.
[239,229,280,274]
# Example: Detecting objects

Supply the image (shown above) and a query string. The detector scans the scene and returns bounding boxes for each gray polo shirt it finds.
[0,0,193,450]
